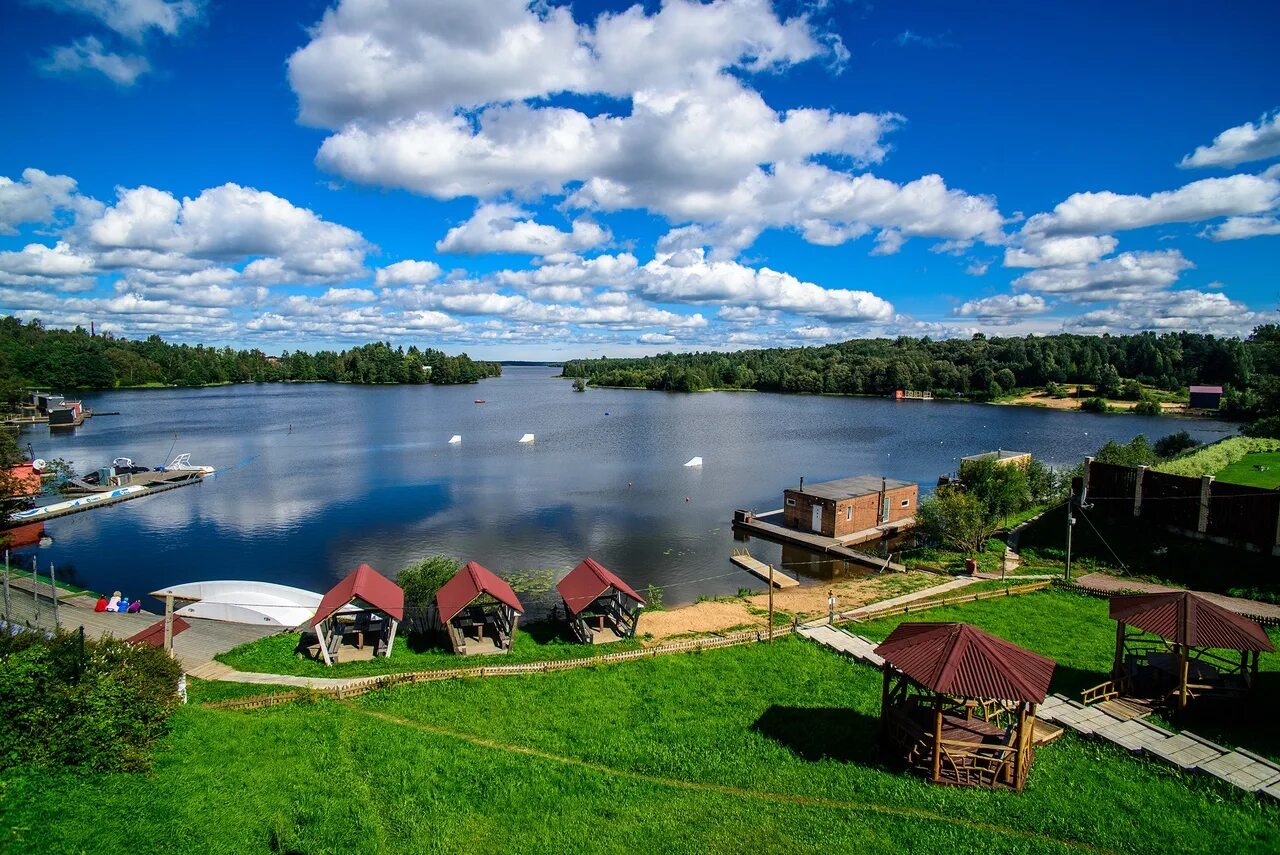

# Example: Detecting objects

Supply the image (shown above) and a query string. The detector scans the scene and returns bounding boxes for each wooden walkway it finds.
[797,624,884,666]
[731,514,906,572]
[730,551,799,588]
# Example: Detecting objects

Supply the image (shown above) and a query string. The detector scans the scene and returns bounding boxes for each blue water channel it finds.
[12,367,1235,614]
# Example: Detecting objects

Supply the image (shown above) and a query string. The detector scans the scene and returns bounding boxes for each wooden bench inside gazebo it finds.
[1083,590,1275,713]
[875,622,1056,791]
[306,563,404,666]
[435,561,525,656]
[556,557,646,644]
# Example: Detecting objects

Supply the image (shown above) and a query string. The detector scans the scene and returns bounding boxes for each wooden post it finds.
[1178,644,1189,710]
[1012,702,1028,789]
[31,558,40,628]
[2,551,10,625]
[1133,466,1147,518]
[385,618,399,658]
[767,563,775,641]
[49,564,58,629]
[932,698,943,783]
[1251,650,1260,688]
[880,664,891,723]
[163,594,174,653]
[318,618,333,667]
[1113,622,1125,680]
[1197,476,1213,534]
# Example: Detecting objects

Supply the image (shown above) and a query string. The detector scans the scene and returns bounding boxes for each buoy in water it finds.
[519,433,535,443]
[684,456,703,467]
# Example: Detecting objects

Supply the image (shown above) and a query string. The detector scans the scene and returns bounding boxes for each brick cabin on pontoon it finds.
[783,475,918,538]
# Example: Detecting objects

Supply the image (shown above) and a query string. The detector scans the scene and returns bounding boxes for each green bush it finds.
[0,629,181,772]
[1080,396,1110,413]
[1153,436,1280,478]
[1133,399,1161,416]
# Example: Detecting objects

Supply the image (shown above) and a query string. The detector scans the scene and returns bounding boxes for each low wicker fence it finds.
[205,626,793,711]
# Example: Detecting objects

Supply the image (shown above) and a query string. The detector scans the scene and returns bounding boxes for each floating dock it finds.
[732,510,907,573]
[730,549,799,588]
[5,477,204,528]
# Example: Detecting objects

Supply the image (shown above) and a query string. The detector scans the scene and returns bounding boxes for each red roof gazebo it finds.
[875,622,1056,791]
[435,561,524,656]
[556,557,646,644]
[308,563,405,666]
[1098,591,1274,711]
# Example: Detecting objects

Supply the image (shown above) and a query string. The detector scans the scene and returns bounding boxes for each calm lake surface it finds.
[14,367,1235,614]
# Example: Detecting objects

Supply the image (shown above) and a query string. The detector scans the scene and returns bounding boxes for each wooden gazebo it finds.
[308,563,404,666]
[435,561,525,656]
[1091,591,1275,711]
[556,557,646,644]
[875,622,1055,791]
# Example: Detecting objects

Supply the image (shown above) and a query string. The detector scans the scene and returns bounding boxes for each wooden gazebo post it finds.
[1012,701,1029,788]
[1112,621,1126,679]
[317,616,333,667]
[931,694,943,783]
[1177,643,1189,710]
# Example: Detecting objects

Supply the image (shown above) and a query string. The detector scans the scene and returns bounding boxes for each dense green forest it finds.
[563,327,1280,436]
[0,316,500,400]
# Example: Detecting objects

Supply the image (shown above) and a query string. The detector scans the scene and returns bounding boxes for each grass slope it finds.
[4,632,1278,854]
[855,589,1280,761]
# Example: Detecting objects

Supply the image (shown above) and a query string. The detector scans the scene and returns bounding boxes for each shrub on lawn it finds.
[0,629,181,772]
[1080,396,1110,413]
[1153,436,1280,478]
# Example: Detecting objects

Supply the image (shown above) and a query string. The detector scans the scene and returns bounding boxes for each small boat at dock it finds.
[61,454,214,495]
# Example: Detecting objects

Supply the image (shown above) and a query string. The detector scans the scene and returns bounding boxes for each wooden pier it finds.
[3,476,204,529]
[730,549,799,588]
[732,510,907,573]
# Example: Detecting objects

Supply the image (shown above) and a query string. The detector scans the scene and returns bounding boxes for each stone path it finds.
[1037,694,1280,798]
[1073,573,1280,622]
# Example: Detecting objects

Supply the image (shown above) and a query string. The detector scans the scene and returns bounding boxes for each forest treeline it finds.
[563,327,1280,436]
[0,316,501,399]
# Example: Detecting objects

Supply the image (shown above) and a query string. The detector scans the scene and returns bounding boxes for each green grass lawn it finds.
[855,589,1280,761]
[1215,452,1280,489]
[217,620,643,678]
[5,635,1277,854]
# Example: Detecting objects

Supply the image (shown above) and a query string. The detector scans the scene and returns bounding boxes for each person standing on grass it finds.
[828,591,837,625]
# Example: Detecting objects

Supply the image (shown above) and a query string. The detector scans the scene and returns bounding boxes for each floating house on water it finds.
[783,475,917,540]
[876,622,1056,791]
[436,561,525,655]
[307,563,404,666]
[556,557,646,644]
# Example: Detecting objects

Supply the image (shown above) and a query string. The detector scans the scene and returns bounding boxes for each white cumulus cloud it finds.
[436,203,609,256]
[1180,110,1280,169]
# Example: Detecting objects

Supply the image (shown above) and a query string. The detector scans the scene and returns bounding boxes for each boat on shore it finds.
[61,454,214,495]
[151,580,354,628]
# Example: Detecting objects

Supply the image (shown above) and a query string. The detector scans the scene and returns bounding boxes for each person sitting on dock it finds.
[126,599,142,613]
[118,596,130,613]
[94,595,108,612]
[106,591,121,612]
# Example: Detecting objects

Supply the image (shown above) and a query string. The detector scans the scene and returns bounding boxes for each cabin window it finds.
[901,499,910,507]
[785,498,796,507]
[845,506,852,521]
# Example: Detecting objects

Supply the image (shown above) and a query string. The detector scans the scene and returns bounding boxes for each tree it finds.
[1093,435,1158,467]
[397,556,461,634]
[1081,396,1110,413]
[572,377,586,392]
[917,490,997,556]
[960,458,1031,524]
[1153,431,1199,459]
[1025,458,1066,505]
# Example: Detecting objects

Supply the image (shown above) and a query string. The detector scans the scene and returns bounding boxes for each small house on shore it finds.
[307,563,404,666]
[783,475,917,539]
[556,557,646,644]
[436,561,525,656]
[1189,385,1223,410]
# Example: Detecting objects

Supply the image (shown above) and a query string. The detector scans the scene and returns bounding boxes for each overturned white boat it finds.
[519,433,535,443]
[150,580,350,629]
[684,456,703,467]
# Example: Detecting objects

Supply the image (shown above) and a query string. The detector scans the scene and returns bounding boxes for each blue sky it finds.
[1,0,1278,359]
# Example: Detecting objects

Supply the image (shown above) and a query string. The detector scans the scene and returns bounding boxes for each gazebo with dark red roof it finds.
[308,563,405,666]
[1094,590,1275,711]
[874,622,1056,791]
[435,561,525,655]
[556,557,646,644]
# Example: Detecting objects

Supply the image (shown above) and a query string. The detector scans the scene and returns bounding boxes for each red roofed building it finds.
[875,622,1056,791]
[1103,590,1274,710]
[435,561,524,656]
[556,557,646,644]
[6,462,43,499]
[308,563,405,666]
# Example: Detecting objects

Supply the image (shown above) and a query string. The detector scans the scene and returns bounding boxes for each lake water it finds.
[12,367,1235,615]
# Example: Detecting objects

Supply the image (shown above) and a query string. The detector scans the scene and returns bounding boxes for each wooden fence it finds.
[847,580,1052,623]
[204,626,791,711]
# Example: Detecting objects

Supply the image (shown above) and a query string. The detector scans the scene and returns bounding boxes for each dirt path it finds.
[347,702,1120,854]
[1073,572,1280,621]
[638,572,941,641]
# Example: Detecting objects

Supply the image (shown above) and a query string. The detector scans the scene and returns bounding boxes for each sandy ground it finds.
[1001,390,1184,413]
[636,571,940,642]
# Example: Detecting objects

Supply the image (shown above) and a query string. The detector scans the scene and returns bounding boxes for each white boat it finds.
[150,580,349,629]
[161,453,216,474]
[519,433,535,443]
[684,457,703,467]
[9,486,146,521]
[449,435,462,444]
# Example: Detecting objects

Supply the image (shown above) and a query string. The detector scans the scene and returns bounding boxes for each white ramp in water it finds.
[684,457,703,467]
[448,435,462,444]
[519,433,536,443]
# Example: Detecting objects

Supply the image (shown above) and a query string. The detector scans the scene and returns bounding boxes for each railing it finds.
[850,580,1051,623]
[205,626,791,711]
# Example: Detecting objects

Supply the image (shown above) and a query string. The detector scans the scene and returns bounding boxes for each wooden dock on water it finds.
[3,476,204,529]
[730,549,799,588]
[732,510,907,572]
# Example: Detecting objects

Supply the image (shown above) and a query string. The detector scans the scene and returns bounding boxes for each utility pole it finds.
[163,595,175,653]
[767,563,775,642]
[1065,480,1078,582]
